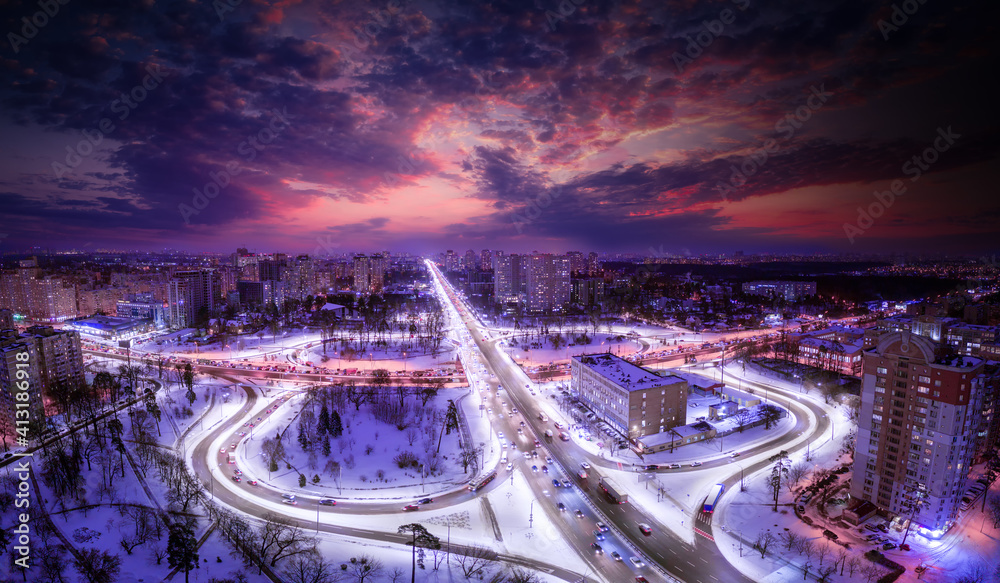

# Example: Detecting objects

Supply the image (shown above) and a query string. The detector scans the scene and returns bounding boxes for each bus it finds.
[469,470,497,492]
[703,483,725,513]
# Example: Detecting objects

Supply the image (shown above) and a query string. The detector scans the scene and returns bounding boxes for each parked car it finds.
[883,542,897,551]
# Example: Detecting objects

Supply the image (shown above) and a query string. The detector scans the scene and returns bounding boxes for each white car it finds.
[690,461,703,467]
[506,463,513,471]
[580,462,591,470]
[629,556,644,567]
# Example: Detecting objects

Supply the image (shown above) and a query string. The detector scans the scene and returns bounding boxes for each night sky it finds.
[1,0,998,255]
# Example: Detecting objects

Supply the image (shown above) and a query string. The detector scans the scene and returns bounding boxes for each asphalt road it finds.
[428,261,832,583]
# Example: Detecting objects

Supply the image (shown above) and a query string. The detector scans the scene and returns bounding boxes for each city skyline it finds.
[2,1,999,255]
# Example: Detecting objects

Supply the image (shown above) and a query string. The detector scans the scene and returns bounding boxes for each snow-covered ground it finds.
[236,390,471,500]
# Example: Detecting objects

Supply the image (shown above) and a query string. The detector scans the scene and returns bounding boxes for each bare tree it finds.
[36,542,70,583]
[254,512,318,568]
[73,548,122,583]
[282,553,341,583]
[835,548,849,575]
[860,563,885,583]
[507,567,542,583]
[387,567,405,583]
[815,541,831,566]
[150,544,168,566]
[816,564,838,583]
[753,531,776,558]
[734,408,754,433]
[955,561,992,583]
[452,545,497,579]
[347,554,383,583]
[797,539,815,560]
[405,427,419,446]
[778,531,800,552]
[987,495,1000,529]
[786,463,811,493]
[846,555,862,577]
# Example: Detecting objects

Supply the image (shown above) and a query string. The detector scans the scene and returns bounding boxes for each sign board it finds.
[118,340,131,349]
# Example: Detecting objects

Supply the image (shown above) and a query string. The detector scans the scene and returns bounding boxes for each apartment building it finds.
[353,254,386,294]
[494,254,525,304]
[571,353,687,440]
[850,331,985,538]
[525,253,570,313]
[167,270,219,329]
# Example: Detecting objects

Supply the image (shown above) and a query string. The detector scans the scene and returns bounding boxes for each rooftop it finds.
[573,353,684,392]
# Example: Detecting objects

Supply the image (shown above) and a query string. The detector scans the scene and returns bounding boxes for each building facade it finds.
[525,254,570,313]
[850,332,984,538]
[742,280,817,301]
[571,353,687,440]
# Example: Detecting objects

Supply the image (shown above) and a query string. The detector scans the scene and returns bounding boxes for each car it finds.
[233,469,243,476]
[899,543,910,551]
[562,479,571,487]
[866,534,879,541]
[554,422,563,429]
[581,462,591,470]
[610,551,623,561]
[220,448,227,454]
[638,523,652,535]
[418,498,434,504]
[644,464,659,471]
[575,509,585,518]
[915,565,927,573]
[629,556,644,567]
[542,465,549,473]
[596,522,609,532]
[506,463,513,471]
[282,498,297,505]
[635,577,649,582]
[666,463,681,469]
[556,502,566,511]
[498,431,504,438]
[531,465,538,472]
[230,443,237,450]
[534,440,542,447]
[520,421,527,427]
[546,457,554,464]
[690,461,703,467]
[730,452,741,458]
[864,524,878,532]
[402,504,420,511]
[877,523,889,532]
[248,480,258,486]
[502,443,507,449]
[883,542,897,550]
[231,475,241,482]
[319,499,336,506]
[590,543,603,554]
[593,530,605,540]
[552,479,561,487]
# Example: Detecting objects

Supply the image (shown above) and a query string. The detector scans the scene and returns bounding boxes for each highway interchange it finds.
[73,262,835,583]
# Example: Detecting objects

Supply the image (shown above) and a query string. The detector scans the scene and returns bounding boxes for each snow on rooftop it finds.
[574,352,683,391]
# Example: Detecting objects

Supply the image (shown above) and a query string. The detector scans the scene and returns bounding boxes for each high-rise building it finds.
[573,278,605,307]
[0,332,41,447]
[284,255,315,300]
[850,332,985,538]
[353,254,386,294]
[237,280,285,308]
[494,254,524,304]
[566,251,586,274]
[444,250,462,272]
[0,326,85,442]
[480,249,493,271]
[167,270,218,329]
[525,254,571,313]
[464,249,477,271]
[0,310,14,330]
[587,252,600,276]
[741,280,817,301]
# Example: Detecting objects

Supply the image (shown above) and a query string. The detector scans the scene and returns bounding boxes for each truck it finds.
[538,412,548,422]
[598,476,627,504]
[227,452,236,464]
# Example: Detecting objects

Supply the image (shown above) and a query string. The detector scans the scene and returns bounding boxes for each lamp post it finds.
[529,500,534,529]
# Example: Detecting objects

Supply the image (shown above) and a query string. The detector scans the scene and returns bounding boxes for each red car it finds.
[402,504,420,511]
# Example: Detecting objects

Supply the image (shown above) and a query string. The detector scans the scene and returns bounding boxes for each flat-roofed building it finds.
[571,353,687,440]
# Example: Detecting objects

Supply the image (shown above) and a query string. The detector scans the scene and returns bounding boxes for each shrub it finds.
[394,451,419,469]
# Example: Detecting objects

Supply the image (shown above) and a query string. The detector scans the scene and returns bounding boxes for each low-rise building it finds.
[571,353,687,440]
